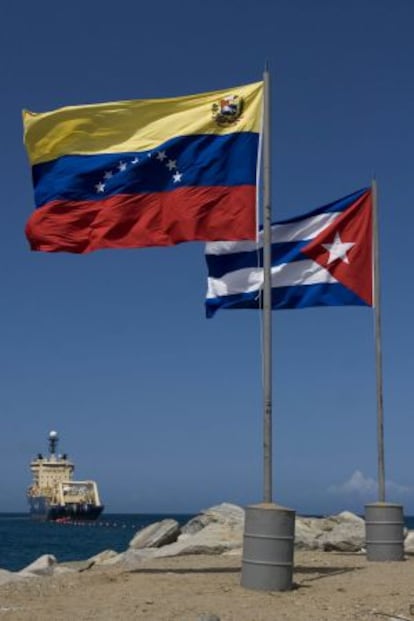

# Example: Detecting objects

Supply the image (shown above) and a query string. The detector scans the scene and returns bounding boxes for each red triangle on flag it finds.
[301,190,373,305]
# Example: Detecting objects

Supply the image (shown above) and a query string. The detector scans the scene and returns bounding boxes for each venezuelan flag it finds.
[23,82,263,253]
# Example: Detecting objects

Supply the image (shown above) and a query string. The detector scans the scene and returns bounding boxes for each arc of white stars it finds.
[323,232,355,264]
[95,149,185,192]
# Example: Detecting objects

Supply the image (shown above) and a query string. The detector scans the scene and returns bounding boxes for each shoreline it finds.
[1,505,414,619]
[1,550,414,620]
[1,504,413,571]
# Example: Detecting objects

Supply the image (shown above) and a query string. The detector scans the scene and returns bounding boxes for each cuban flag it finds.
[205,188,373,318]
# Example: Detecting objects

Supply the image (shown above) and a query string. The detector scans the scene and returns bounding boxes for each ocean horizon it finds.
[1,512,413,572]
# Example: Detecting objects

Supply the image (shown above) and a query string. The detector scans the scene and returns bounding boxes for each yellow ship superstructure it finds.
[27,431,104,521]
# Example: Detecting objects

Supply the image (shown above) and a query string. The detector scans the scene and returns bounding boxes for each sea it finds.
[2,513,414,572]
[0,513,194,572]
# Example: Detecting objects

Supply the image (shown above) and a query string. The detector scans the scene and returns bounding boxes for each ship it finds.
[27,430,104,521]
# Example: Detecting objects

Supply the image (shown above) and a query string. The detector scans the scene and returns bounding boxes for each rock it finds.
[121,504,244,566]
[86,549,119,565]
[182,517,208,536]
[155,540,232,557]
[182,503,244,535]
[129,519,181,549]
[336,511,365,523]
[53,566,75,575]
[121,548,160,570]
[223,548,242,556]
[196,614,221,621]
[295,518,323,550]
[0,569,25,585]
[404,530,414,553]
[294,512,365,552]
[60,559,96,572]
[119,505,366,565]
[0,569,14,584]
[151,509,244,557]
[99,552,126,566]
[319,513,365,552]
[311,516,338,532]
[19,554,57,576]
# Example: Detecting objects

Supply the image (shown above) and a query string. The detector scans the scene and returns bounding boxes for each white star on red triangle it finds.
[322,232,355,264]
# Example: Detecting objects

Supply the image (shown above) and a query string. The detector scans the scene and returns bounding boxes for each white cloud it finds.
[328,470,413,498]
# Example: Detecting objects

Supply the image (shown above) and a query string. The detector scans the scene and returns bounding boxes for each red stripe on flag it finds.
[25,186,257,253]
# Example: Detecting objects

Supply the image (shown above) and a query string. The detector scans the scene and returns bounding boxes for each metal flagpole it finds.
[262,63,273,505]
[240,66,295,591]
[372,178,386,503]
[365,179,404,562]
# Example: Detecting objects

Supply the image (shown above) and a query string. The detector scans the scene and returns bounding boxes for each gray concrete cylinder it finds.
[365,502,404,561]
[241,503,295,591]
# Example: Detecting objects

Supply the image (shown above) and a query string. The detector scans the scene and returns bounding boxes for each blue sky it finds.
[1,0,413,515]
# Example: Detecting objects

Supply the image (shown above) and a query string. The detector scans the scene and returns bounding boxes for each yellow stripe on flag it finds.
[23,81,263,165]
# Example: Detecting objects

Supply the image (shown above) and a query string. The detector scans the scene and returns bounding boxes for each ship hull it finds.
[29,496,104,522]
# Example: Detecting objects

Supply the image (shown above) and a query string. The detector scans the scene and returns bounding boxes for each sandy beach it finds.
[1,550,413,621]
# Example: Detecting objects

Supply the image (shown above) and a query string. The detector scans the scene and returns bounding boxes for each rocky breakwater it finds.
[119,502,246,569]
[92,503,412,570]
[2,503,414,582]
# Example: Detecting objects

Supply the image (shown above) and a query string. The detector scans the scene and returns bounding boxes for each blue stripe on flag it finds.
[275,187,369,224]
[205,241,310,279]
[205,282,370,317]
[31,132,259,208]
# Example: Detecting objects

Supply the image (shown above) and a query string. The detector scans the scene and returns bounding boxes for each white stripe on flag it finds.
[205,212,340,256]
[206,259,338,298]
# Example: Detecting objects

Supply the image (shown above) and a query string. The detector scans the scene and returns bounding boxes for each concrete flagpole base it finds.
[240,503,295,591]
[364,502,405,561]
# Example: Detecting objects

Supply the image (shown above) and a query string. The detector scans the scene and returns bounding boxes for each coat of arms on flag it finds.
[212,95,244,126]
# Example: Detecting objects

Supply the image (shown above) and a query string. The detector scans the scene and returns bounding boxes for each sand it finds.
[1,550,414,621]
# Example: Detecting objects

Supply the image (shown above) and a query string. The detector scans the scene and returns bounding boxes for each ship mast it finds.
[48,430,58,456]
